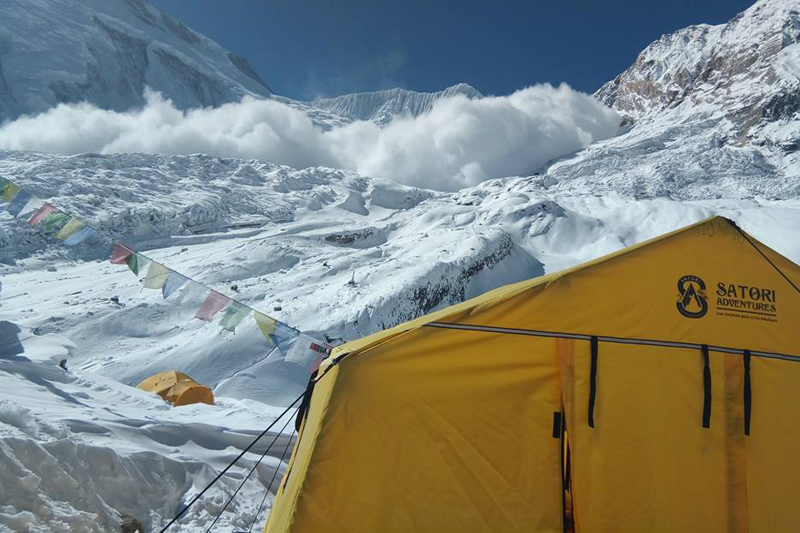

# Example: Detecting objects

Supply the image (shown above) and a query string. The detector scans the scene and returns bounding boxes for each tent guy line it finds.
[159,391,307,532]
[424,322,800,363]
[731,219,800,298]
[250,427,297,532]
[204,408,299,533]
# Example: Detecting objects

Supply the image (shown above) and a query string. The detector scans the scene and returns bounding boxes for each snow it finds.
[0,317,297,532]
[0,0,272,121]
[0,84,622,192]
[311,83,483,126]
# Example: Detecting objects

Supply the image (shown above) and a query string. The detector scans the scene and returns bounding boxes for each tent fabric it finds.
[264,216,800,532]
[137,371,214,407]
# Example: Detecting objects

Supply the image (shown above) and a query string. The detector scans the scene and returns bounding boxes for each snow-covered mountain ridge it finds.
[311,83,483,126]
[596,0,800,138]
[0,0,273,121]
[546,0,800,201]
[0,0,484,130]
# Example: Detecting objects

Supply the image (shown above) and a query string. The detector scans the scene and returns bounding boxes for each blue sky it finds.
[150,0,755,101]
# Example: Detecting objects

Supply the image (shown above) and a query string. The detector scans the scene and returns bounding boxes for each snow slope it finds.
[0,320,296,532]
[0,0,273,121]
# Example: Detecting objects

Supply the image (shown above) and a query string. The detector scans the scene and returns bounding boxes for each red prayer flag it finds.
[194,291,231,321]
[29,203,57,227]
[110,244,134,265]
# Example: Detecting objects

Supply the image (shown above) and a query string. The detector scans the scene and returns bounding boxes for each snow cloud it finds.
[0,85,619,191]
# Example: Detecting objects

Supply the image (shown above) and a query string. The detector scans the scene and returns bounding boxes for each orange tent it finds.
[137,371,214,406]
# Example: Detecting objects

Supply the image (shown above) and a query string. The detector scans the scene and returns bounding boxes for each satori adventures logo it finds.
[674,275,778,322]
[676,275,708,318]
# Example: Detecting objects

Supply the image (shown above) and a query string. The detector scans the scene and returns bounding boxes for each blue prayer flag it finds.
[5,190,33,217]
[162,271,189,298]
[63,226,97,246]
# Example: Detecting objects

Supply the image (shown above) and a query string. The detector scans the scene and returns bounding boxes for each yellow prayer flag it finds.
[2,182,20,202]
[57,218,85,240]
[254,312,277,344]
[143,262,170,290]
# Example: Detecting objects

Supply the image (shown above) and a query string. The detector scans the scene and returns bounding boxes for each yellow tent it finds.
[137,371,214,407]
[265,216,800,532]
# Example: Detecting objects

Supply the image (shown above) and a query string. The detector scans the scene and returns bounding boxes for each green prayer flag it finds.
[41,212,71,233]
[126,253,149,276]
[219,301,251,332]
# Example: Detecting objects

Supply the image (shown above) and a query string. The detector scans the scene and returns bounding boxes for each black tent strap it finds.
[727,219,800,299]
[744,349,752,436]
[423,322,800,364]
[701,344,712,429]
[552,412,562,439]
[588,336,598,428]
[295,369,319,433]
[558,409,568,533]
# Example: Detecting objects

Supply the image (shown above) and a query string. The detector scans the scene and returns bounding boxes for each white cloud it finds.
[0,85,619,191]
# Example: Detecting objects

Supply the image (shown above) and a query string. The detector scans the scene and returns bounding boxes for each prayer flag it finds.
[285,334,329,372]
[29,203,57,227]
[309,342,330,355]
[2,182,19,202]
[5,190,32,217]
[219,301,251,332]
[110,244,134,264]
[63,226,96,246]
[41,212,70,233]
[57,218,85,240]
[162,271,189,299]
[195,291,231,321]
[254,312,277,344]
[143,262,170,289]
[126,253,148,276]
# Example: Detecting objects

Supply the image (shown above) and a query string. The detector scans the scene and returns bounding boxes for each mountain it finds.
[536,0,800,201]
[312,83,483,126]
[0,0,273,121]
[596,0,800,131]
